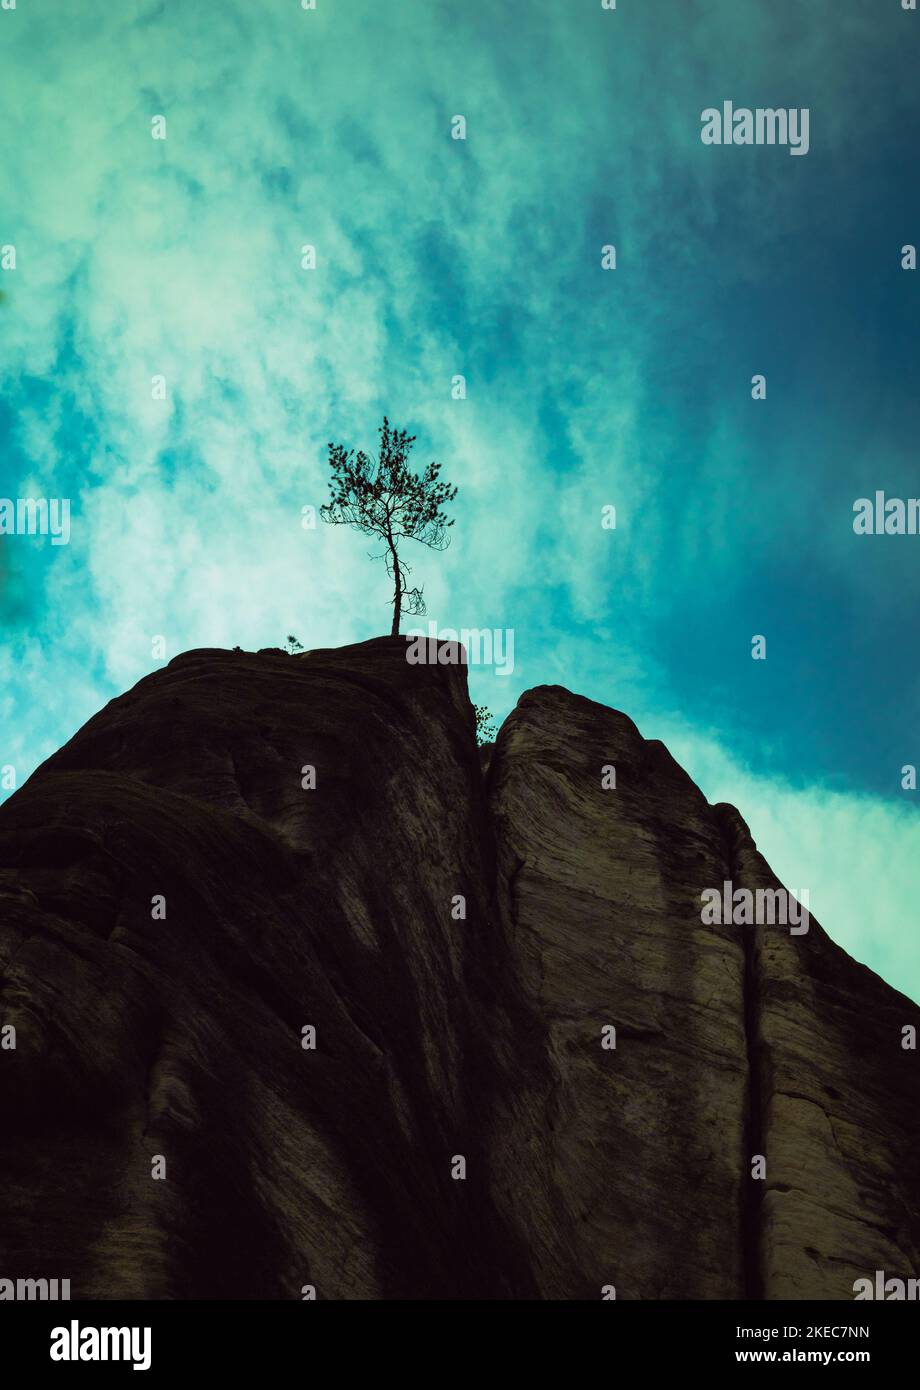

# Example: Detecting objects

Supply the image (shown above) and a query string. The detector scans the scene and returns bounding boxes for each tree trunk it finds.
[390,546,402,636]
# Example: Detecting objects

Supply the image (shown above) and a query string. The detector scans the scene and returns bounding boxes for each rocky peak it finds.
[0,636,917,1299]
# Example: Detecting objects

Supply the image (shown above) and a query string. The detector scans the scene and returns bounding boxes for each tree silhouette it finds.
[320,417,458,636]
[474,705,497,746]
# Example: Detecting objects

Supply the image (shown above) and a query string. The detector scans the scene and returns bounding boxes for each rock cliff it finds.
[0,636,917,1298]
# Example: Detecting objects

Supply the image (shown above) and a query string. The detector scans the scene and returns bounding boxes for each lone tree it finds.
[320,417,458,636]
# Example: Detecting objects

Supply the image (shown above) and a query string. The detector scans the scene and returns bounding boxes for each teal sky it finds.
[1,1,919,999]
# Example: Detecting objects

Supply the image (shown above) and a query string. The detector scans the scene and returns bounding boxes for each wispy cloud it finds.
[1,1,918,1001]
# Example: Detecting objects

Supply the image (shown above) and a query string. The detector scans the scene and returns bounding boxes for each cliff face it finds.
[0,637,917,1299]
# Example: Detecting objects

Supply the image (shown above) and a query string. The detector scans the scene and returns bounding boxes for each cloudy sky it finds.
[1,1,919,1000]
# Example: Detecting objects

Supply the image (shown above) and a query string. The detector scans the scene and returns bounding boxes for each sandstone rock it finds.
[0,637,916,1298]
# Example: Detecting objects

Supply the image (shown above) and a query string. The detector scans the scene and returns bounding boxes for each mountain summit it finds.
[0,637,917,1299]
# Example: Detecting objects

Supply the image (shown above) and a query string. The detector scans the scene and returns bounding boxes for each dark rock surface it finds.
[0,636,917,1299]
